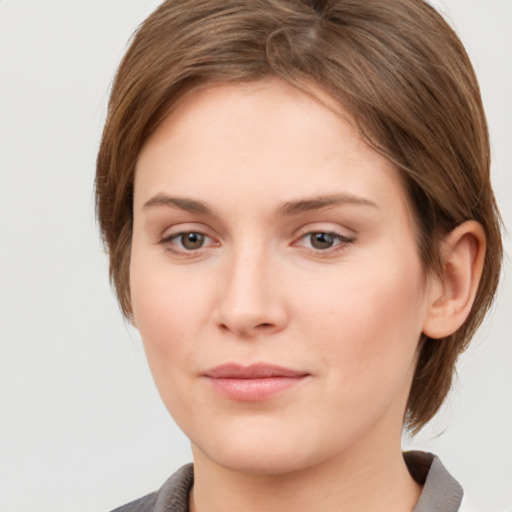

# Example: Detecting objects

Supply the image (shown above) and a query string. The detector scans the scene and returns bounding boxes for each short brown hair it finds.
[96,0,502,432]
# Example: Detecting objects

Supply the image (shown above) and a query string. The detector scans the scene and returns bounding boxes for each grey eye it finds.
[179,232,205,250]
[309,232,335,250]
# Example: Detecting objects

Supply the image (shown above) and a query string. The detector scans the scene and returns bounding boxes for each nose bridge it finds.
[215,239,286,336]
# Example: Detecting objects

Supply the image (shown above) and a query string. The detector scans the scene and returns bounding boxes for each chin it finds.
[200,443,315,476]
[189,418,344,476]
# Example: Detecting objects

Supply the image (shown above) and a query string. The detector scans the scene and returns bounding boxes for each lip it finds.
[202,363,310,401]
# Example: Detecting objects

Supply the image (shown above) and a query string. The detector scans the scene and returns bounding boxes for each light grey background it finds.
[0,1,510,511]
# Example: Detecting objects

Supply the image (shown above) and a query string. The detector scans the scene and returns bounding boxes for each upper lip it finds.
[203,363,309,379]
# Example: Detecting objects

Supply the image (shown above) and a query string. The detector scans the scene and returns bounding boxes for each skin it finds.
[129,77,473,512]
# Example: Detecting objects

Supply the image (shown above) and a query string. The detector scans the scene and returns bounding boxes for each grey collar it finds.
[111,451,463,512]
[406,451,464,512]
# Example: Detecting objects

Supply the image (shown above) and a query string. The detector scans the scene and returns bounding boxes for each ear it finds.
[422,221,486,339]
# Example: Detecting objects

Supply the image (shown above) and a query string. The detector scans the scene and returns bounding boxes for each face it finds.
[130,78,433,475]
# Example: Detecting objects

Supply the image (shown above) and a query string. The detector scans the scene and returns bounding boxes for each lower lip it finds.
[206,376,307,401]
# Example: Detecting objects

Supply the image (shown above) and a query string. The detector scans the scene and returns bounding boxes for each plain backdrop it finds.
[0,1,511,511]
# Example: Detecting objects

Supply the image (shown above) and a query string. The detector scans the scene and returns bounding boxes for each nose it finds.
[213,246,288,338]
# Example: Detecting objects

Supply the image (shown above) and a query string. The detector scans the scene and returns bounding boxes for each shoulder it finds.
[109,464,194,512]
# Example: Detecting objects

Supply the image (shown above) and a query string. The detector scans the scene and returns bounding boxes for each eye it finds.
[176,232,207,250]
[309,232,337,250]
[160,230,216,254]
[297,231,354,251]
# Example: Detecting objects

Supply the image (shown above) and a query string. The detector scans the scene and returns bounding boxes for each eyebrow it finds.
[278,194,378,216]
[142,193,378,216]
[143,195,213,215]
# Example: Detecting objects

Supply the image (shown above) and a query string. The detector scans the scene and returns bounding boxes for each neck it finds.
[190,432,421,512]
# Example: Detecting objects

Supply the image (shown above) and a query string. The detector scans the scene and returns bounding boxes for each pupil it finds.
[182,232,204,250]
[311,232,334,249]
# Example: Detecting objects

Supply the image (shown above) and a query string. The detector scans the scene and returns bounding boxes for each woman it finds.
[96,0,503,510]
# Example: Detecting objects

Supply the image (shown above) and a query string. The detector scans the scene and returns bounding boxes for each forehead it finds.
[134,77,411,221]
[139,78,360,165]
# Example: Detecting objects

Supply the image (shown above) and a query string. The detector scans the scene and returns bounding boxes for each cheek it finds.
[291,248,427,386]
[129,249,211,375]
[129,257,218,427]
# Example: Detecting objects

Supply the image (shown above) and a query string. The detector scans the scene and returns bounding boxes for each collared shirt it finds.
[110,451,463,512]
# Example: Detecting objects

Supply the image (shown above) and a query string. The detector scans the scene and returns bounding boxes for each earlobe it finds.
[422,221,486,339]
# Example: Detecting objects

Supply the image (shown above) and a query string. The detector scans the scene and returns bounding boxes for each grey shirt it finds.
[110,451,463,512]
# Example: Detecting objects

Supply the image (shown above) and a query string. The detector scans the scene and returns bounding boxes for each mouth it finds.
[202,363,310,401]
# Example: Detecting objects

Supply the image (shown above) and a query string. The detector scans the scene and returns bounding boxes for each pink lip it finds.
[202,363,310,401]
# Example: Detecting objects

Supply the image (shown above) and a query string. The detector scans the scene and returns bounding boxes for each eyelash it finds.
[158,230,355,257]
[293,231,355,255]
[159,230,216,256]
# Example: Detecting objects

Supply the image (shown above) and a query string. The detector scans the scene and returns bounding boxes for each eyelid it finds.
[293,222,355,240]
[163,230,213,245]
[158,222,215,241]
[157,224,220,256]
[295,231,354,246]
[291,224,356,254]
